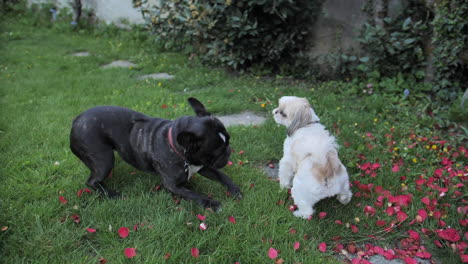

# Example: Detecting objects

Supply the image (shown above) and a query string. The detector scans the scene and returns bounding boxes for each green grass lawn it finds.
[1,14,466,264]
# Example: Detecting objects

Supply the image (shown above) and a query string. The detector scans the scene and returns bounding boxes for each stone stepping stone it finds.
[101,60,137,69]
[217,111,266,127]
[262,162,279,179]
[71,51,91,57]
[137,73,174,80]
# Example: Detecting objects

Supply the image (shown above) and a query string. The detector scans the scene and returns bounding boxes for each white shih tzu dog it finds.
[272,96,352,219]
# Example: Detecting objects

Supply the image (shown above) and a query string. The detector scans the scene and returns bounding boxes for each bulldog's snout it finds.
[213,146,231,169]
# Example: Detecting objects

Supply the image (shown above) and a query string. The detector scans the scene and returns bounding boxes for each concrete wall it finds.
[308,0,406,59]
[27,0,150,25]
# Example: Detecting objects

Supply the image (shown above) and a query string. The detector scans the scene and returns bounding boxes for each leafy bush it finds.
[137,0,323,71]
[431,0,468,103]
[333,1,431,80]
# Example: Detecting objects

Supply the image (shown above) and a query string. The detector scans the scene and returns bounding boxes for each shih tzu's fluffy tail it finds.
[312,149,343,183]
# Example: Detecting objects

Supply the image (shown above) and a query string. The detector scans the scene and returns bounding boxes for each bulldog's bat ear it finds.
[188,97,211,117]
[177,131,201,152]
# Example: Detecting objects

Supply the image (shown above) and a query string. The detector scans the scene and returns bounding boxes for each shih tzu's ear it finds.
[188,97,211,117]
[310,108,320,123]
[288,104,313,136]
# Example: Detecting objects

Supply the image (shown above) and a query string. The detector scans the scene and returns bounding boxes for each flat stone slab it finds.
[71,52,91,57]
[217,112,266,127]
[137,73,174,80]
[262,162,279,179]
[101,60,137,69]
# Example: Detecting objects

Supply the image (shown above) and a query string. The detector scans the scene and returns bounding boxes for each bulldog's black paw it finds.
[202,199,222,212]
[229,186,243,200]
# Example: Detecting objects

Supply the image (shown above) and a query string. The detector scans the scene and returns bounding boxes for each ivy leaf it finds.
[402,17,412,30]
[359,57,370,63]
[403,38,416,45]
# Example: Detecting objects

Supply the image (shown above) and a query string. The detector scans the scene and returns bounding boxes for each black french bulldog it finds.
[70,97,241,211]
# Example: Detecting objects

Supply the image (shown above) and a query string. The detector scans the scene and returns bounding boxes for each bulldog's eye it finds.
[279,111,287,117]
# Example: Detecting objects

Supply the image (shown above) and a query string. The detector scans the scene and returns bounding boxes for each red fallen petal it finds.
[397,211,408,222]
[288,204,297,211]
[59,196,68,204]
[364,205,376,216]
[77,188,92,197]
[371,163,381,170]
[385,207,395,216]
[373,246,384,255]
[415,178,425,185]
[360,163,371,170]
[388,194,412,207]
[334,244,344,253]
[403,257,417,264]
[415,251,432,259]
[347,243,357,254]
[191,248,200,258]
[228,216,236,224]
[335,220,343,225]
[461,255,468,262]
[294,242,300,250]
[118,227,129,238]
[318,242,327,252]
[408,230,420,241]
[351,224,359,233]
[383,249,396,260]
[392,164,400,173]
[199,223,207,230]
[417,209,428,222]
[434,240,443,248]
[437,228,461,242]
[124,248,137,259]
[438,219,446,227]
[434,168,443,177]
[460,219,468,227]
[433,211,442,219]
[319,212,327,219]
[86,228,96,233]
[421,197,430,205]
[376,220,387,227]
[227,161,233,166]
[98,257,107,264]
[164,253,171,260]
[70,214,80,223]
[197,214,206,221]
[268,248,278,259]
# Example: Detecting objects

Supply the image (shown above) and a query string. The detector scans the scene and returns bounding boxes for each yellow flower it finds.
[425,145,430,149]
[401,183,406,187]
[394,147,399,151]
[374,118,378,122]
[412,158,417,163]
[431,145,437,150]
[158,82,162,87]
[260,104,266,108]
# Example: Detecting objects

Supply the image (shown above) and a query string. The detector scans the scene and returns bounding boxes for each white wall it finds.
[27,0,152,25]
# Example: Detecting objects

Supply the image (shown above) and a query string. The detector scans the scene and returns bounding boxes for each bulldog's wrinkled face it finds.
[176,98,231,168]
[193,117,231,168]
